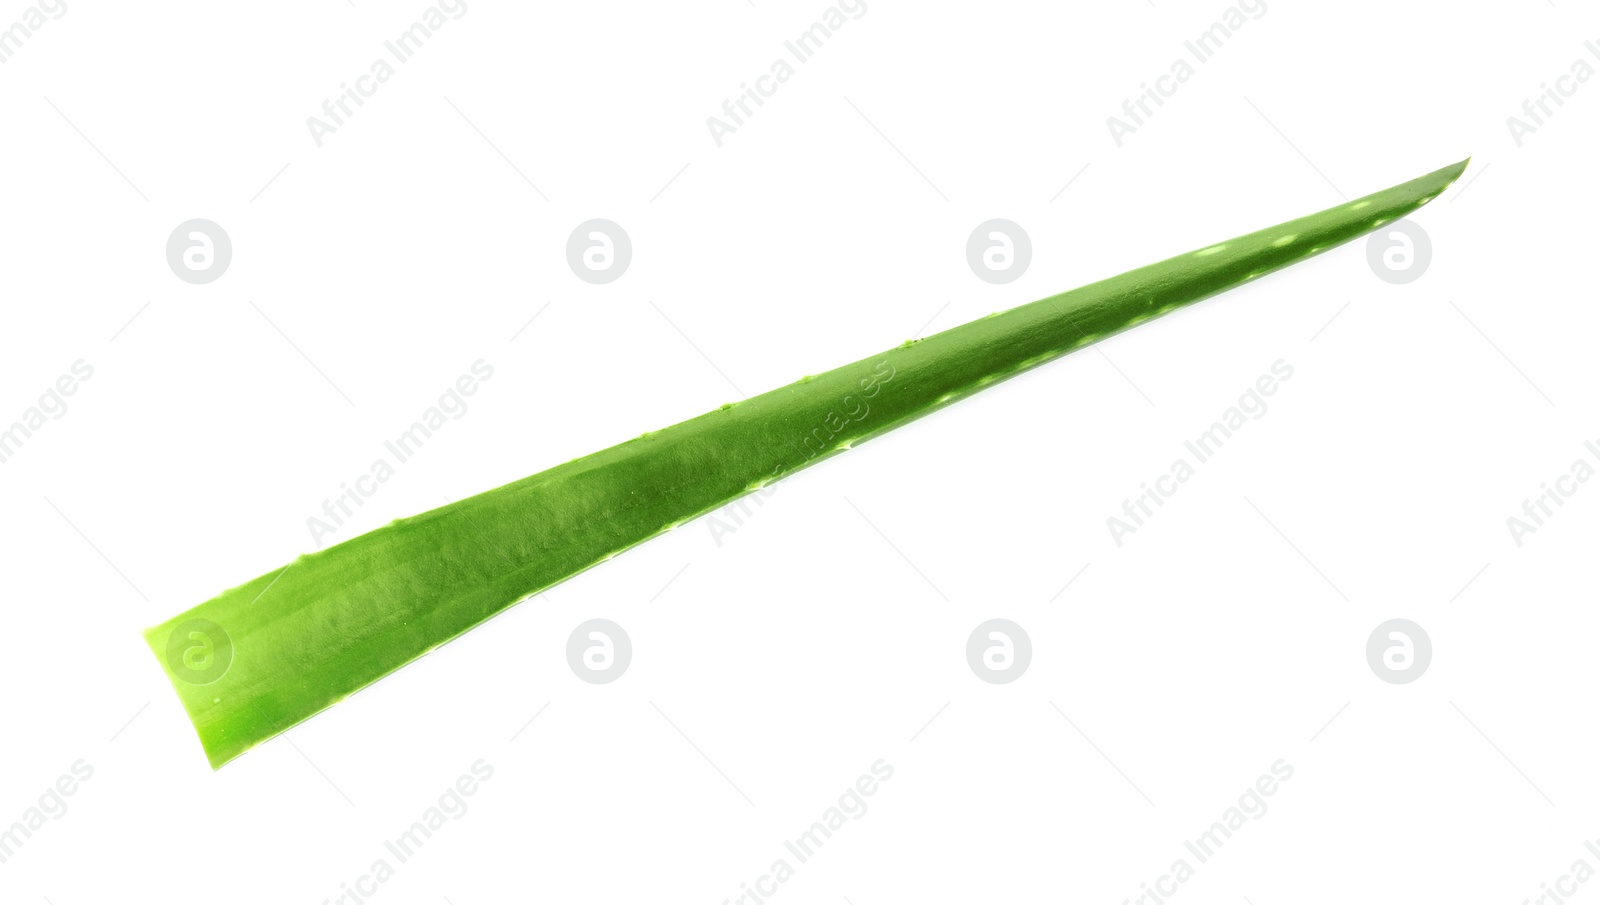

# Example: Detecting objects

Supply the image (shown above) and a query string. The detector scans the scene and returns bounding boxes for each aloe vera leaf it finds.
[145,158,1468,768]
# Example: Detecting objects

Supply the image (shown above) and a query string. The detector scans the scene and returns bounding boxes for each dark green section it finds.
[145,159,1468,768]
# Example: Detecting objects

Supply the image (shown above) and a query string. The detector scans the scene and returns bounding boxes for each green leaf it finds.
[145,158,1469,768]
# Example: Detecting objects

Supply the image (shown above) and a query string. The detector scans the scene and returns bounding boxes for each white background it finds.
[2,1,1597,903]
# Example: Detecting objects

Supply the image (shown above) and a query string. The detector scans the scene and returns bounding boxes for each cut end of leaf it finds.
[141,623,227,769]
